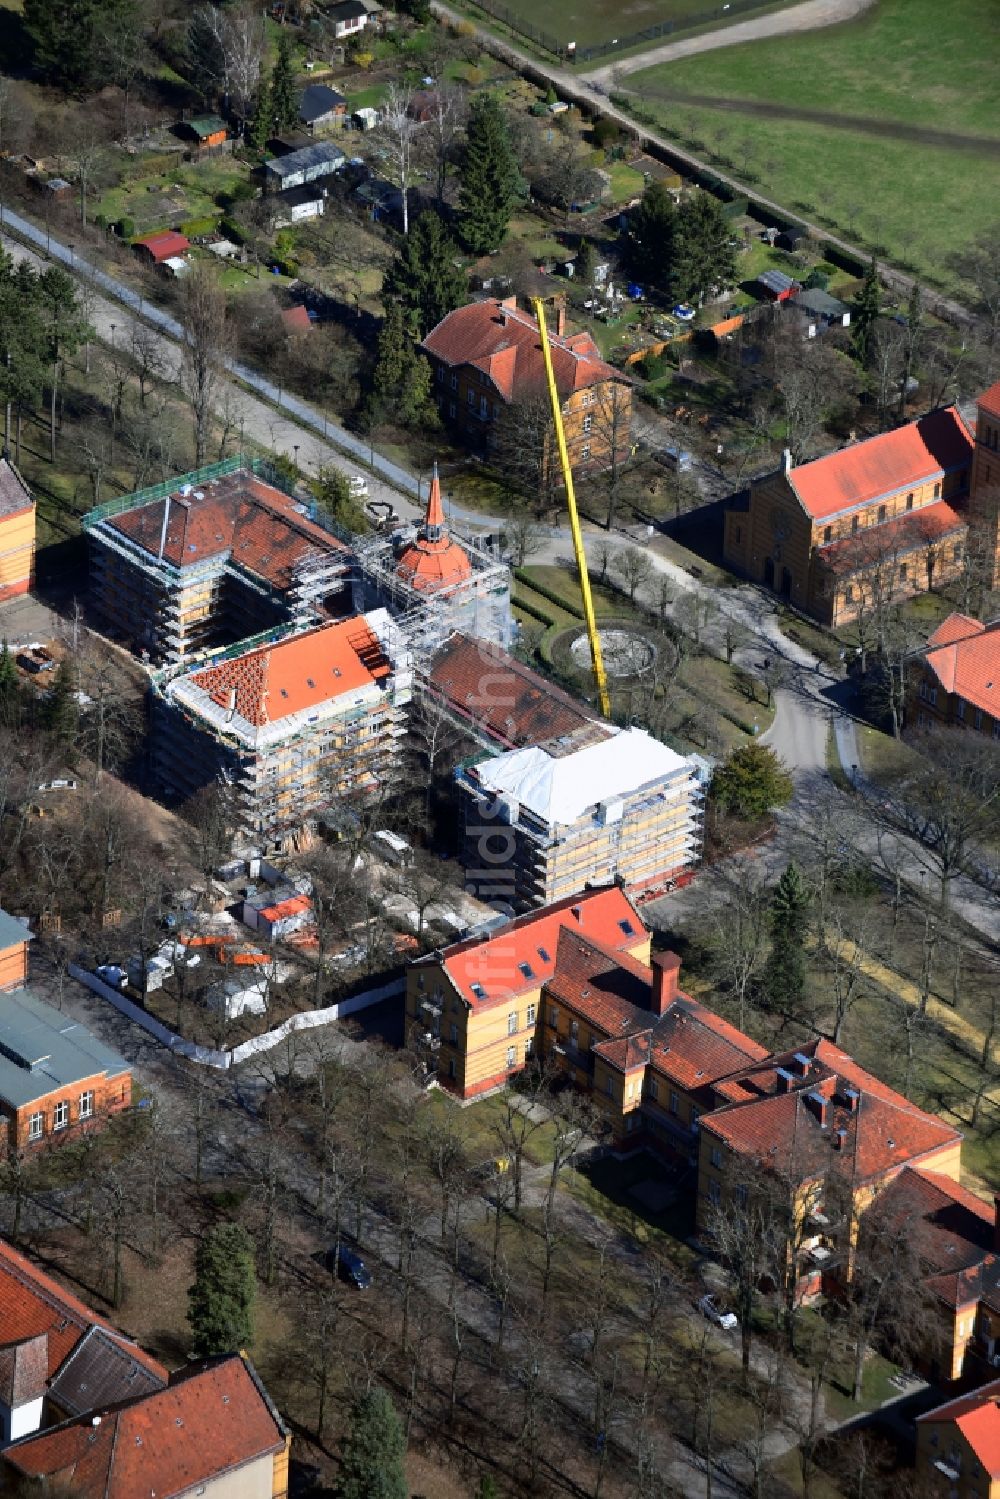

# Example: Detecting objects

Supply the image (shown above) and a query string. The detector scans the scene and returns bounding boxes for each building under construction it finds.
[354,466,512,657]
[83,458,351,665]
[150,609,412,849]
[457,723,706,912]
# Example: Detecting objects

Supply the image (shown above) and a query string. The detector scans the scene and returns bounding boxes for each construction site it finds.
[150,609,413,850]
[82,457,352,665]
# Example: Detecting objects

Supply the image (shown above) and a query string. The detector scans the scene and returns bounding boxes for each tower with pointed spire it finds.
[353,460,512,654]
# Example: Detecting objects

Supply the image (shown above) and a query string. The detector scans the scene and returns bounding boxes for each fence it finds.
[69,962,404,1070]
[461,0,781,63]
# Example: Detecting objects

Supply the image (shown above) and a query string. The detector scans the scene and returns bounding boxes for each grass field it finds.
[465,0,795,55]
[625,0,1000,284]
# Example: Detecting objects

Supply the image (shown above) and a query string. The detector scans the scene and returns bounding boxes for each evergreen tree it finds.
[187,1223,256,1357]
[626,180,677,287]
[669,191,737,306]
[367,303,440,431]
[763,863,809,1014]
[270,32,298,133]
[0,641,20,730]
[24,0,138,90]
[381,211,466,338]
[247,84,272,154]
[41,660,78,749]
[711,742,793,821]
[853,256,881,364]
[458,93,520,256]
[575,236,595,286]
[337,1388,407,1499]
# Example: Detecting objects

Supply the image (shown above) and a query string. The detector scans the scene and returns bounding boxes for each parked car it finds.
[325,1241,372,1290]
[698,1295,738,1331]
[672,303,696,322]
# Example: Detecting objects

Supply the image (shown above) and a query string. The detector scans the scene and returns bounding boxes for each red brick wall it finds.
[0,940,29,992]
[9,1071,133,1152]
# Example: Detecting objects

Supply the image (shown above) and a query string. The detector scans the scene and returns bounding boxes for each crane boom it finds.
[530,297,611,718]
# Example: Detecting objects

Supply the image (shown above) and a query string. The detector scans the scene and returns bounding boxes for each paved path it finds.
[584,0,874,85]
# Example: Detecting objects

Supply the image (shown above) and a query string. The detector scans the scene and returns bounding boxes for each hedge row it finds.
[513,592,559,627]
[513,568,586,620]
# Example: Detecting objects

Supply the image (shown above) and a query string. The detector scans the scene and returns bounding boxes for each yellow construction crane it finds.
[531,297,611,719]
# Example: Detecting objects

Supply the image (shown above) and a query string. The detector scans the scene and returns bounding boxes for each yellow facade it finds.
[916,1417,1000,1498]
[0,504,34,600]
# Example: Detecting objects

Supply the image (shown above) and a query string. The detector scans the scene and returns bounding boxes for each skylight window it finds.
[619,919,636,935]
[471,982,486,999]
[537,946,551,963]
[280,688,289,698]
[518,961,534,980]
[306,678,316,688]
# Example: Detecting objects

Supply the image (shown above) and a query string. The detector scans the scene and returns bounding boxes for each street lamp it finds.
[109,322,116,348]
[293,443,300,472]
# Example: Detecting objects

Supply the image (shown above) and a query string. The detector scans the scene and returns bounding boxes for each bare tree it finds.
[420,86,466,205]
[179,263,231,466]
[376,86,422,236]
[502,511,544,567]
[614,545,654,602]
[188,2,265,129]
[587,380,632,529]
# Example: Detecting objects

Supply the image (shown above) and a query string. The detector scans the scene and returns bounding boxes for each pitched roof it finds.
[0,905,30,953]
[647,997,768,1092]
[427,633,602,750]
[105,468,347,590]
[188,615,391,729]
[264,141,345,180]
[788,407,974,521]
[5,1353,285,1496]
[979,381,1000,422]
[917,1380,1000,1477]
[427,885,646,1011]
[875,1166,995,1303]
[545,926,656,1035]
[395,466,472,593]
[299,83,347,121]
[0,1240,166,1396]
[700,1038,961,1183]
[466,726,692,828]
[815,499,965,574]
[923,611,1000,717]
[421,299,625,404]
[0,988,131,1109]
[281,304,313,333]
[184,115,227,139]
[0,458,33,520]
[133,231,190,263]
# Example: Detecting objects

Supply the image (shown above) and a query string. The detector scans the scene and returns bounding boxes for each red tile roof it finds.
[430,886,646,1011]
[0,1240,166,1391]
[396,469,472,592]
[427,633,602,750]
[5,1353,285,1496]
[815,500,965,575]
[108,470,347,590]
[421,299,625,404]
[876,1166,994,1301]
[134,230,190,263]
[546,927,656,1039]
[701,1038,960,1183]
[917,1379,1000,1477]
[788,407,974,521]
[648,998,768,1093]
[190,615,390,727]
[924,611,1000,717]
[281,304,312,333]
[980,381,1000,422]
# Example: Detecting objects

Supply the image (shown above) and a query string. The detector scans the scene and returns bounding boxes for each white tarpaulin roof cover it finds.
[473,727,691,827]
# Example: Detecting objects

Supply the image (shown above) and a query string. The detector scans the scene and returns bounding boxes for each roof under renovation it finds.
[470,726,692,827]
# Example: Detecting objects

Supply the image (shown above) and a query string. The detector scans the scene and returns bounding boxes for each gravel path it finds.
[584,0,875,84]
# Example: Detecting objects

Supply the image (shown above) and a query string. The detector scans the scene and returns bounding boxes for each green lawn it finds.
[625,0,1000,284]
[462,0,796,53]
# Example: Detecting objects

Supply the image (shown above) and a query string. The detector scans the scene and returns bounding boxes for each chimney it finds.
[775,1067,794,1094]
[781,447,792,475]
[571,904,583,924]
[650,951,681,1015]
[791,1051,812,1078]
[805,1091,829,1128]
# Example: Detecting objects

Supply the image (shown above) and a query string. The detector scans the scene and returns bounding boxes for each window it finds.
[538,946,551,963]
[823,525,832,543]
[957,697,966,720]
[448,403,456,419]
[450,372,458,391]
[669,1091,679,1115]
[526,1003,536,1027]
[618,919,635,936]
[508,1010,518,1035]
[79,1090,94,1120]
[934,481,941,498]
[878,504,887,523]
[953,544,963,561]
[919,679,928,700]
[507,1045,517,1068]
[581,444,591,461]
[707,1179,721,1206]
[929,686,938,706]
[975,708,984,730]
[436,365,444,383]
[648,1077,659,1100]
[449,1023,458,1044]
[851,515,859,534]
[471,982,486,1000]
[899,563,908,581]
[27,1112,43,1141]
[518,961,534,980]
[53,1100,69,1131]
[467,387,475,406]
[844,585,855,603]
[993,720,1000,741]
[480,395,488,417]
[906,492,914,510]
[690,1108,700,1131]
[605,1075,613,1096]
[582,414,593,435]
[710,1145,722,1168]
[735,1184,748,1208]
[481,369,489,387]
[570,1020,579,1044]
[448,1057,456,1079]
[734,525,741,544]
